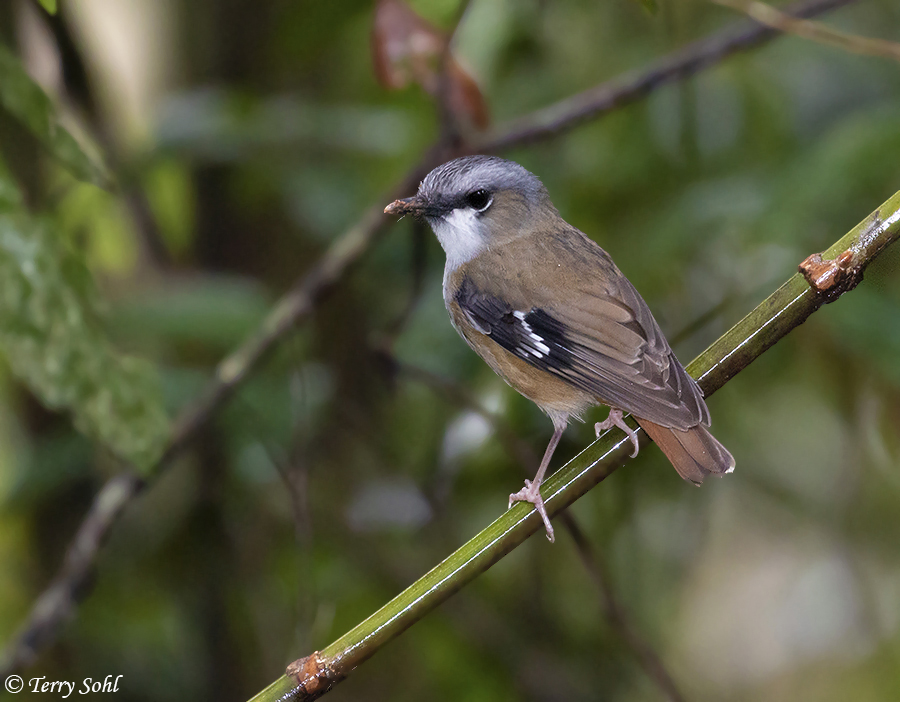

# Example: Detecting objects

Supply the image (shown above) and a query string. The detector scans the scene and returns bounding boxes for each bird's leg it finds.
[508,424,563,542]
[595,408,640,457]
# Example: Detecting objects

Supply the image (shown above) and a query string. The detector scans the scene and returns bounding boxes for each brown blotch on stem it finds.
[283,651,341,700]
[798,248,859,301]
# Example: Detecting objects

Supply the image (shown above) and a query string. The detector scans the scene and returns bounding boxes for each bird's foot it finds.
[595,408,640,457]
[508,480,554,542]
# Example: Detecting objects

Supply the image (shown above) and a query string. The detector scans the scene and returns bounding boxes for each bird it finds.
[384,155,734,542]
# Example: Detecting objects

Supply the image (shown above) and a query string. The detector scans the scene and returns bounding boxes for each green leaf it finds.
[0,43,110,188]
[0,161,169,472]
[37,0,58,14]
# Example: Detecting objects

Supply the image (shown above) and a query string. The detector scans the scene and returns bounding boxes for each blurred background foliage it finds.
[1,0,899,700]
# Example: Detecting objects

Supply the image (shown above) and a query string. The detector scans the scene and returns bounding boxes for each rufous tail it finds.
[636,419,735,485]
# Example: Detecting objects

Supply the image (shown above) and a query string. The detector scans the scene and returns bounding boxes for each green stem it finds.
[249,189,900,702]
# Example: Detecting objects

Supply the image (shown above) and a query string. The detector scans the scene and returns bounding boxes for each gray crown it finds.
[418,155,548,206]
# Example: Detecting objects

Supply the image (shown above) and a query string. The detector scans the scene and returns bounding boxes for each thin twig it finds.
[0,0,856,676]
[394,358,688,702]
[478,0,859,152]
[712,0,900,62]
[0,473,143,672]
[436,0,475,142]
[560,513,687,702]
[252,191,900,701]
[48,13,175,269]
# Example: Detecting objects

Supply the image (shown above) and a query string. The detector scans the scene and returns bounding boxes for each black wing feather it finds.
[455,275,707,430]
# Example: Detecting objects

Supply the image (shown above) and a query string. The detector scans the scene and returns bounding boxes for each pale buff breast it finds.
[446,300,596,420]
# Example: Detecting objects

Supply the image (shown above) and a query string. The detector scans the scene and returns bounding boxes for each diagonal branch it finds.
[478,0,858,152]
[251,190,900,701]
[711,0,900,63]
[560,513,687,702]
[0,200,397,676]
[0,0,857,677]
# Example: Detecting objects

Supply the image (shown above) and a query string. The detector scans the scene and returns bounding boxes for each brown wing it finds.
[456,225,709,431]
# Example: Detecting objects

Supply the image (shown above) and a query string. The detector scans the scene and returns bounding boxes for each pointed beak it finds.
[384,196,422,217]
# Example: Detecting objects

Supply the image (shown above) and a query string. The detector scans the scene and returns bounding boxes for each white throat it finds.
[430,208,487,271]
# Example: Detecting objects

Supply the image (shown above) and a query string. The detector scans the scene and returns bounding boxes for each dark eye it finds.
[464,189,492,212]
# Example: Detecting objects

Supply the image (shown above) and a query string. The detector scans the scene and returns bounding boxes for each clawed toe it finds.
[508,481,555,542]
[508,480,533,509]
[595,409,640,457]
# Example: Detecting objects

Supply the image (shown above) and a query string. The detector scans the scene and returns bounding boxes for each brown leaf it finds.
[444,59,489,131]
[372,0,443,90]
[371,0,489,131]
